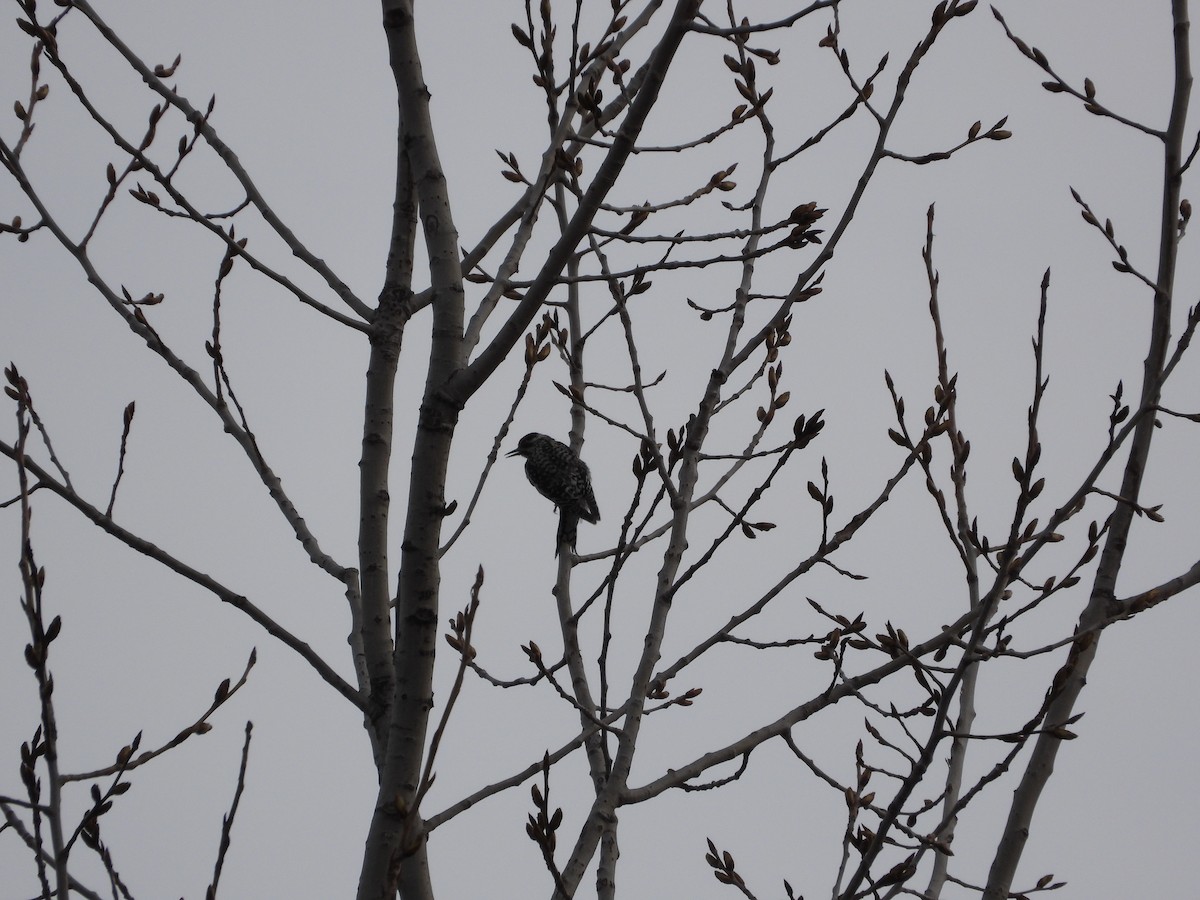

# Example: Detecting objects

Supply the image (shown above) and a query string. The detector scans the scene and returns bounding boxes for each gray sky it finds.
[3,1,1198,897]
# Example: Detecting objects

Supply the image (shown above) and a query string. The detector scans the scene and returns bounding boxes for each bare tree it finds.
[3,1,1198,898]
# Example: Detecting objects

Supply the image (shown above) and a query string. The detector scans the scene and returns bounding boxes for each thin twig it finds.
[206,722,254,899]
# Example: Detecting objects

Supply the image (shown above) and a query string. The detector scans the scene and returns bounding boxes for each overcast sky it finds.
[2,2,1198,898]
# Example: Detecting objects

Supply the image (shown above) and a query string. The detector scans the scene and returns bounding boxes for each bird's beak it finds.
[505,448,521,458]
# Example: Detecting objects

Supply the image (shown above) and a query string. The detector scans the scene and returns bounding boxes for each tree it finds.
[3,0,1198,897]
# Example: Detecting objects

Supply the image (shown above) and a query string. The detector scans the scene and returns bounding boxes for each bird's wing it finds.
[575,461,600,523]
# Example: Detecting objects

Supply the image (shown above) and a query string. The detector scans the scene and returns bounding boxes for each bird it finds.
[506,432,600,554]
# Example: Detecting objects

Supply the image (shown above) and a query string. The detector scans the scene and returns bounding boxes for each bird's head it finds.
[506,432,545,459]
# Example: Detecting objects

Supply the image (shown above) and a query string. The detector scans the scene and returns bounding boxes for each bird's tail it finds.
[556,511,579,557]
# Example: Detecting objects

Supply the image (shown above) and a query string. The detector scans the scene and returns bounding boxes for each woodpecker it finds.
[507,432,600,554]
